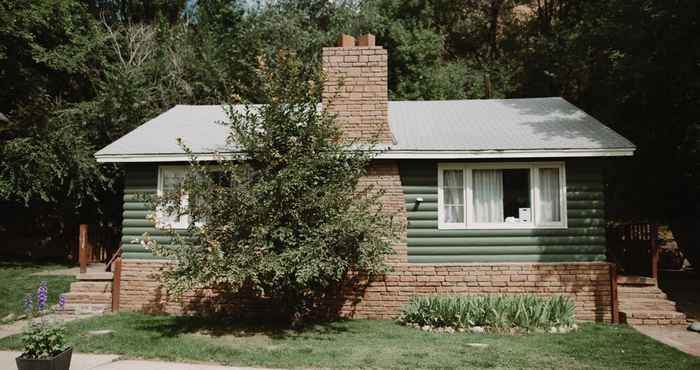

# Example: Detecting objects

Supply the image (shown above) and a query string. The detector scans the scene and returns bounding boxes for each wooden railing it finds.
[78,224,120,273]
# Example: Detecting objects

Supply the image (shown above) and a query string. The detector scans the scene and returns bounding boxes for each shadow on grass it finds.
[134,313,352,340]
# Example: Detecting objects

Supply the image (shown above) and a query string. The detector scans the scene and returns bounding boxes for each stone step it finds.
[618,290,668,300]
[618,285,664,292]
[620,302,678,311]
[620,309,686,321]
[63,292,112,305]
[69,281,112,293]
[61,303,110,315]
[617,276,656,285]
[77,272,113,281]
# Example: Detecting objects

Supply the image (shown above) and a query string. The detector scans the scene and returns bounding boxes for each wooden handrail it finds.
[105,246,123,272]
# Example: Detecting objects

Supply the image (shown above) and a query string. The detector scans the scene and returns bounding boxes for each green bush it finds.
[398,295,575,331]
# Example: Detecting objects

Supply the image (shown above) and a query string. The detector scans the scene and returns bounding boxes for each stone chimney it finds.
[322,34,393,144]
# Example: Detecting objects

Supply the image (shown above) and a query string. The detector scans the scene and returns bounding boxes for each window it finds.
[437,162,567,229]
[156,166,189,229]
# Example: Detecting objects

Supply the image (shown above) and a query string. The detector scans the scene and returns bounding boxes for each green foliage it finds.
[1,0,699,265]
[151,51,398,322]
[20,322,67,359]
[399,295,576,331]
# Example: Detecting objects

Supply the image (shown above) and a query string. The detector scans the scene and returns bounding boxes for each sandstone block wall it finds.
[322,45,393,144]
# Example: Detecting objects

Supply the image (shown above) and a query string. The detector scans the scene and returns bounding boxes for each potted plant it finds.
[15,282,72,370]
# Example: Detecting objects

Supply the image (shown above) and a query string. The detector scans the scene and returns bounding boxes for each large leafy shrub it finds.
[399,295,575,331]
[150,51,399,323]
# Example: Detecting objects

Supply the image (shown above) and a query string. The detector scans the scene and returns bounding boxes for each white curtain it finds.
[473,169,504,223]
[538,168,561,222]
[442,170,464,223]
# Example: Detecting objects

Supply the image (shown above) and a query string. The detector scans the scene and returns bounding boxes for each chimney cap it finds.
[337,34,356,47]
[357,34,376,47]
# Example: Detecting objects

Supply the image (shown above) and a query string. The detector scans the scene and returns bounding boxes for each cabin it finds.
[71,34,647,323]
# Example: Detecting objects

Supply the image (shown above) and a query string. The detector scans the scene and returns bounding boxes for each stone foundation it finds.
[118,259,612,322]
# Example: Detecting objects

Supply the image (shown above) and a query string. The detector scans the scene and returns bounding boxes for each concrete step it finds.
[69,281,112,293]
[63,292,112,305]
[77,272,113,281]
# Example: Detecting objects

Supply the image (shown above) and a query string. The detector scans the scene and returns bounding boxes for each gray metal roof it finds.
[95,97,635,161]
[388,98,633,151]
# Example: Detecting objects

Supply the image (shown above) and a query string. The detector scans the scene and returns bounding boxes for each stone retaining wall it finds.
[119,259,612,322]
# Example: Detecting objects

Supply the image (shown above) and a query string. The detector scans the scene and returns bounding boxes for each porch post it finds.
[79,224,88,274]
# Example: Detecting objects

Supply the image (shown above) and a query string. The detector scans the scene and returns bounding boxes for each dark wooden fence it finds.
[607,222,659,279]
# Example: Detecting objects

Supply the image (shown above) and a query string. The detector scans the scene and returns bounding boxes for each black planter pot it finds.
[15,347,72,370]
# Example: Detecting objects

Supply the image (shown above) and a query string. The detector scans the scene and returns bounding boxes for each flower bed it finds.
[398,295,577,333]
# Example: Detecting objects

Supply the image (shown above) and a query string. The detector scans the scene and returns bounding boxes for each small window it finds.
[441,169,464,224]
[156,166,189,229]
[438,162,567,229]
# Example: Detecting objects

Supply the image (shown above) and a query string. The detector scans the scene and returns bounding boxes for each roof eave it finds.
[375,148,635,159]
[94,147,634,163]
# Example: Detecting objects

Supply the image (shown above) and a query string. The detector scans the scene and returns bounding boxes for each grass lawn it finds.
[1,313,698,369]
[0,261,75,320]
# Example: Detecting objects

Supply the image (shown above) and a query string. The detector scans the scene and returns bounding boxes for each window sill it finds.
[438,223,568,230]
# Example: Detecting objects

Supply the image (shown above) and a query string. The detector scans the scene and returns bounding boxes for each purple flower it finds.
[58,294,66,310]
[23,293,33,314]
[37,281,48,311]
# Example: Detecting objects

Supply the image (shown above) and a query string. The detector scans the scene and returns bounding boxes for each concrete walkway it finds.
[1,351,279,370]
[634,325,700,357]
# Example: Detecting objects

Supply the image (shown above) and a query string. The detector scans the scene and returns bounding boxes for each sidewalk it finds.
[1,351,281,370]
[634,325,700,357]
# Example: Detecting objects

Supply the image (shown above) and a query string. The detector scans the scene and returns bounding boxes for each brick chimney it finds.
[322,34,393,144]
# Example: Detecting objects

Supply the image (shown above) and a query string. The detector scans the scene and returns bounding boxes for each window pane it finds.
[473,170,504,223]
[445,186,463,205]
[444,169,463,188]
[503,169,531,223]
[473,169,531,224]
[160,168,188,226]
[442,169,464,223]
[538,168,561,222]
[444,206,464,223]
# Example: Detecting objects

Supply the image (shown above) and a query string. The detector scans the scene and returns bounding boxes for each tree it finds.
[150,52,399,323]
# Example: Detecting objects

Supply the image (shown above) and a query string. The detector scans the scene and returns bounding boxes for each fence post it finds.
[112,257,122,312]
[651,223,659,283]
[79,224,88,274]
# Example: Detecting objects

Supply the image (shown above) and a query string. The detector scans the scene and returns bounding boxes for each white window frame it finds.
[156,165,190,230]
[437,162,567,230]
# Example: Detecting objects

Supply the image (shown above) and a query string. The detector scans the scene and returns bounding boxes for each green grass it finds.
[1,312,698,369]
[0,261,75,320]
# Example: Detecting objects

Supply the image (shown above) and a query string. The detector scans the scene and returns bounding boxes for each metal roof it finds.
[95,97,635,162]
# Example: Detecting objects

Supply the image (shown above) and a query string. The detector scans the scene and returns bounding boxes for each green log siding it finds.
[119,159,608,262]
[400,159,607,263]
[120,164,164,259]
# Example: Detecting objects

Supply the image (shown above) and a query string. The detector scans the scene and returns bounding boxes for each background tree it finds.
[151,52,398,322]
[0,0,698,267]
